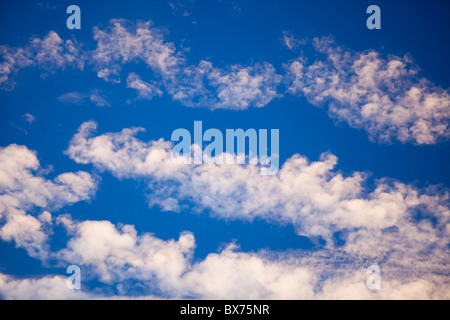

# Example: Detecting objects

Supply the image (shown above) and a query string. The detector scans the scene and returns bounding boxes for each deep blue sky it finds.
[0,0,449,296]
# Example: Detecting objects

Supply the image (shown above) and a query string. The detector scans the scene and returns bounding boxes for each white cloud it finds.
[0,144,98,259]
[66,121,449,241]
[61,122,450,298]
[167,60,282,110]
[127,73,163,100]
[0,273,90,300]
[57,217,195,287]
[91,19,182,82]
[2,23,449,146]
[286,37,450,144]
[63,120,450,299]
[6,215,445,299]
[58,92,87,104]
[0,31,84,90]
[0,143,447,300]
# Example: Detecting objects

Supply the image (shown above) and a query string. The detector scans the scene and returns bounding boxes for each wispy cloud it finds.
[168,0,197,17]
[22,113,35,124]
[127,73,163,100]
[58,91,110,107]
[0,32,84,90]
[60,121,447,298]
[0,136,447,299]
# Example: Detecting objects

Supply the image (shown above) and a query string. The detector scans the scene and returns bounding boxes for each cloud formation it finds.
[66,121,449,240]
[127,73,163,100]
[286,37,450,144]
[1,215,448,299]
[91,19,182,83]
[0,31,84,90]
[2,21,448,144]
[167,61,282,110]
[0,138,448,299]
[0,144,98,259]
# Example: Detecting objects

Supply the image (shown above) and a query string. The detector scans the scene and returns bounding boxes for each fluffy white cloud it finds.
[4,215,445,299]
[0,144,98,259]
[66,121,449,241]
[0,273,91,300]
[57,216,195,287]
[61,122,450,297]
[286,37,450,144]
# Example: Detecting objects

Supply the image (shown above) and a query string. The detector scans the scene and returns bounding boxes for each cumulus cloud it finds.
[282,31,306,51]
[0,135,447,299]
[2,22,449,145]
[2,215,447,299]
[0,144,98,259]
[91,19,281,109]
[285,37,450,144]
[0,273,91,300]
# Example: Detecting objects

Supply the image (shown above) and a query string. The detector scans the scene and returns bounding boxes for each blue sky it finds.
[0,0,449,299]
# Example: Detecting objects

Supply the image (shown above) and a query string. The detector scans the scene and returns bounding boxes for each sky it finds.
[0,0,449,299]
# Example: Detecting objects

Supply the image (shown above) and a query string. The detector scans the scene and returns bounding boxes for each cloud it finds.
[63,120,450,299]
[167,61,282,110]
[0,144,98,259]
[66,121,449,240]
[0,136,447,299]
[0,32,84,90]
[282,31,306,50]
[2,214,447,299]
[127,73,163,100]
[62,122,449,299]
[91,20,281,109]
[0,273,91,300]
[285,37,450,144]
[22,113,35,124]
[91,19,182,83]
[89,91,111,107]
[57,91,110,107]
